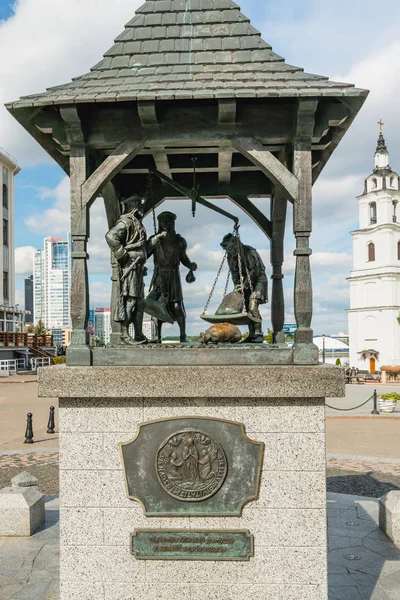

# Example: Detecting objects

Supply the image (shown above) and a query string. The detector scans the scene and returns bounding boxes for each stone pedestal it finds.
[0,471,45,536]
[38,364,344,600]
[379,491,400,546]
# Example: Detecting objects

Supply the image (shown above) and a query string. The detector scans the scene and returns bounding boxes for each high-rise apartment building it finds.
[94,308,112,345]
[24,275,33,323]
[0,148,24,332]
[94,307,156,345]
[33,236,71,329]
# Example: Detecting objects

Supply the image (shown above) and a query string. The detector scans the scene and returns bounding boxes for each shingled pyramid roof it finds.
[7,0,366,108]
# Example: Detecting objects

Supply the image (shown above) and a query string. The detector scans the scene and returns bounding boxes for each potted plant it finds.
[378,393,399,412]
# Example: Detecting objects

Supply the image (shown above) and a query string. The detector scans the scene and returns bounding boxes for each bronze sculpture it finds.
[220,233,268,343]
[105,196,165,345]
[147,212,197,343]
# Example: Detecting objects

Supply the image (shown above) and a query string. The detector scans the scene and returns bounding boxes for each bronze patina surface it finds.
[156,429,227,502]
[131,529,254,561]
[120,417,264,516]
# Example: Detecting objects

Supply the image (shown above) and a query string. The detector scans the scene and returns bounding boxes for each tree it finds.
[33,320,49,335]
[335,358,341,366]
[264,328,273,344]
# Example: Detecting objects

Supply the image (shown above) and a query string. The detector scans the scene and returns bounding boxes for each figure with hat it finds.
[148,211,197,343]
[220,233,268,343]
[105,195,166,345]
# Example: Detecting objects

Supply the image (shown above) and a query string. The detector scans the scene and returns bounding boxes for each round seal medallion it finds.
[156,429,228,502]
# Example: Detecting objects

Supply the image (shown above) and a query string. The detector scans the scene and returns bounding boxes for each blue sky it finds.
[1,0,400,335]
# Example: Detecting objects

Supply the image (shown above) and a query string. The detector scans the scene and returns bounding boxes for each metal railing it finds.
[0,332,54,348]
[30,357,52,371]
[0,358,28,374]
[326,390,380,415]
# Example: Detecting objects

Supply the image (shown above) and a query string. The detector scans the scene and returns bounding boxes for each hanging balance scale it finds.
[200,225,262,327]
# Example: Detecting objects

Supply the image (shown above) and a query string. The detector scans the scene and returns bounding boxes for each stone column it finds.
[38,364,344,600]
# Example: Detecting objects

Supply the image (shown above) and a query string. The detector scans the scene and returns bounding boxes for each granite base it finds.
[38,364,344,600]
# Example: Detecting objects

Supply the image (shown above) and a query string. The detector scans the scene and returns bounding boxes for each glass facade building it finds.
[33,237,71,329]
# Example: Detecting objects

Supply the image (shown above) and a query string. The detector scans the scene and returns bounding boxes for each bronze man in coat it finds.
[148,211,197,343]
[220,233,268,343]
[105,196,165,345]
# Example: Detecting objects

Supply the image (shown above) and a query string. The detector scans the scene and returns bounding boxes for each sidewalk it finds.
[0,376,57,451]
[0,496,59,600]
[326,384,400,417]
[0,493,399,599]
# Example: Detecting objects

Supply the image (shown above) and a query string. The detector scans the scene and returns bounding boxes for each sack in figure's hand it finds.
[186,269,196,284]
[215,290,244,316]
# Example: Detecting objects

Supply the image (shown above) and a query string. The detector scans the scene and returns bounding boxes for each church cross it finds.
[378,119,384,134]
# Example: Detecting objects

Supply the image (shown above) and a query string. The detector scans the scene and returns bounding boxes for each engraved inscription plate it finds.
[131,529,254,561]
[120,417,264,517]
[156,430,227,502]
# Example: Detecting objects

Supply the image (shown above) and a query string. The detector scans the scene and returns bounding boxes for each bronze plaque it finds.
[131,529,254,561]
[156,429,228,502]
[120,417,264,516]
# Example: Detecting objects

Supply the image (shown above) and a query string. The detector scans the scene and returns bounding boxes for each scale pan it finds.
[200,313,261,327]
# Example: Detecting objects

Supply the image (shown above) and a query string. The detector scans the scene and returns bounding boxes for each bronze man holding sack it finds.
[147,212,197,343]
[219,233,268,343]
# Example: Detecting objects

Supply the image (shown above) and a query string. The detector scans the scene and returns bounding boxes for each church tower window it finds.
[394,202,398,223]
[371,178,377,190]
[370,202,377,224]
[398,241,400,261]
[368,242,375,262]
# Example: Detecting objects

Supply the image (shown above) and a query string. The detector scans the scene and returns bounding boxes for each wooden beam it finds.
[218,151,233,184]
[106,146,284,156]
[270,189,287,342]
[120,166,260,175]
[232,137,299,203]
[137,101,158,126]
[292,99,318,351]
[60,106,85,146]
[229,195,272,240]
[81,139,145,209]
[313,97,367,183]
[152,149,172,179]
[150,169,239,225]
[218,99,237,125]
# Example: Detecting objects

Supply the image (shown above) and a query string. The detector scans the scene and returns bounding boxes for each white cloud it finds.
[0,0,143,165]
[15,245,36,275]
[24,176,69,234]
[90,281,112,308]
[7,0,400,336]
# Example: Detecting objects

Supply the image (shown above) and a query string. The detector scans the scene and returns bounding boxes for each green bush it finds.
[380,393,400,402]
[335,358,341,366]
[53,356,66,365]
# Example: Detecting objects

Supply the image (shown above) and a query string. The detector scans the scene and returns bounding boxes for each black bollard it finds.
[371,389,379,415]
[47,406,56,434]
[24,413,34,444]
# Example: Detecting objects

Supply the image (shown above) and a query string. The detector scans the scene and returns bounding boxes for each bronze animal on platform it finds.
[200,323,242,345]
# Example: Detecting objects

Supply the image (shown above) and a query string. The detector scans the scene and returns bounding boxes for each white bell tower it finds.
[348,122,400,372]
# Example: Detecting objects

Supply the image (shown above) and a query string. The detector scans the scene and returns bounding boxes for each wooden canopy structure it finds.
[6,0,368,365]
